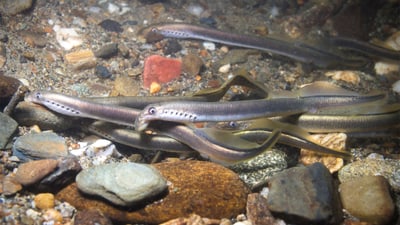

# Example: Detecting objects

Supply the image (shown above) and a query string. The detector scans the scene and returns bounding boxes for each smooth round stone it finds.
[76,162,167,207]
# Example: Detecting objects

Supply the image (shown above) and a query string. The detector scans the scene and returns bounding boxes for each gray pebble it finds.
[76,162,167,206]
[94,43,118,58]
[12,131,68,162]
[266,163,342,225]
[0,112,18,149]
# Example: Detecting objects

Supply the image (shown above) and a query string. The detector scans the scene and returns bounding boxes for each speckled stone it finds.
[338,157,400,192]
[56,160,250,224]
[339,176,394,225]
[246,193,277,225]
[12,131,68,162]
[266,163,342,225]
[76,162,167,207]
[15,159,59,186]
[0,113,18,149]
[228,150,287,188]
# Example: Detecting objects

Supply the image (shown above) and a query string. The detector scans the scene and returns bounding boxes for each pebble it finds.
[0,113,18,149]
[76,162,167,207]
[1,173,23,195]
[339,176,394,225]
[19,31,47,48]
[0,0,33,15]
[12,131,68,162]
[246,193,277,225]
[42,208,63,223]
[37,156,81,192]
[0,44,6,68]
[266,163,342,225]
[110,75,140,96]
[94,43,118,58]
[150,81,161,94]
[325,70,361,85]
[338,157,400,192]
[95,65,112,79]
[0,75,21,107]
[202,42,216,51]
[299,133,346,173]
[163,39,182,55]
[182,53,204,76]
[15,159,59,186]
[34,193,55,210]
[53,25,83,51]
[57,160,249,224]
[99,19,123,33]
[142,55,182,88]
[218,64,231,73]
[74,209,113,225]
[64,49,96,70]
[13,101,77,131]
[217,49,256,67]
[229,150,287,189]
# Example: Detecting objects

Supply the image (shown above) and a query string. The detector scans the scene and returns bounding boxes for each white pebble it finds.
[202,41,216,51]
[392,80,400,93]
[186,4,204,17]
[53,25,83,50]
[218,64,231,73]
[375,61,399,75]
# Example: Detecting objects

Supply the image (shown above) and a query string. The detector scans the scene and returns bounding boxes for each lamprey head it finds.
[135,104,160,131]
[25,90,43,104]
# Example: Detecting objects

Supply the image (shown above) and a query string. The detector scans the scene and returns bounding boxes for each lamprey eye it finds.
[228,121,238,128]
[148,107,157,115]
[35,92,42,99]
[150,27,159,33]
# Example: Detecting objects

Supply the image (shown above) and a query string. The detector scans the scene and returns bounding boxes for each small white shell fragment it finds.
[202,41,216,51]
[374,61,399,75]
[325,70,360,85]
[53,25,83,50]
[392,80,400,93]
[218,64,231,73]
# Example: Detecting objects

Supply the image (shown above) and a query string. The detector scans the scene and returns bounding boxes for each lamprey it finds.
[211,118,351,158]
[144,23,366,68]
[292,104,400,133]
[329,36,400,62]
[155,122,281,164]
[25,91,140,126]
[135,92,386,131]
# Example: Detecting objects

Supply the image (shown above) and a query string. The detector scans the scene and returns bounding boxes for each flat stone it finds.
[12,131,68,162]
[0,113,18,149]
[339,176,395,225]
[76,162,167,207]
[142,55,182,88]
[266,163,342,225]
[57,160,249,224]
[94,43,118,58]
[338,157,400,192]
[15,159,59,186]
[13,101,77,131]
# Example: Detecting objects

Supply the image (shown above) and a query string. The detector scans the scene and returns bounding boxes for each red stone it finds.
[143,55,182,88]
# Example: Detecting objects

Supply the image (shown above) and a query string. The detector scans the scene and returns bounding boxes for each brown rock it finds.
[111,75,140,96]
[339,176,395,225]
[56,160,249,224]
[182,54,203,76]
[64,49,96,70]
[15,159,58,186]
[19,31,47,48]
[34,193,55,209]
[1,173,23,195]
[0,74,21,106]
[246,193,277,225]
[74,209,113,225]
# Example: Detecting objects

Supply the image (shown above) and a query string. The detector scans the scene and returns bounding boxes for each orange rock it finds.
[15,159,59,186]
[34,193,55,209]
[143,55,182,88]
[56,160,249,224]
